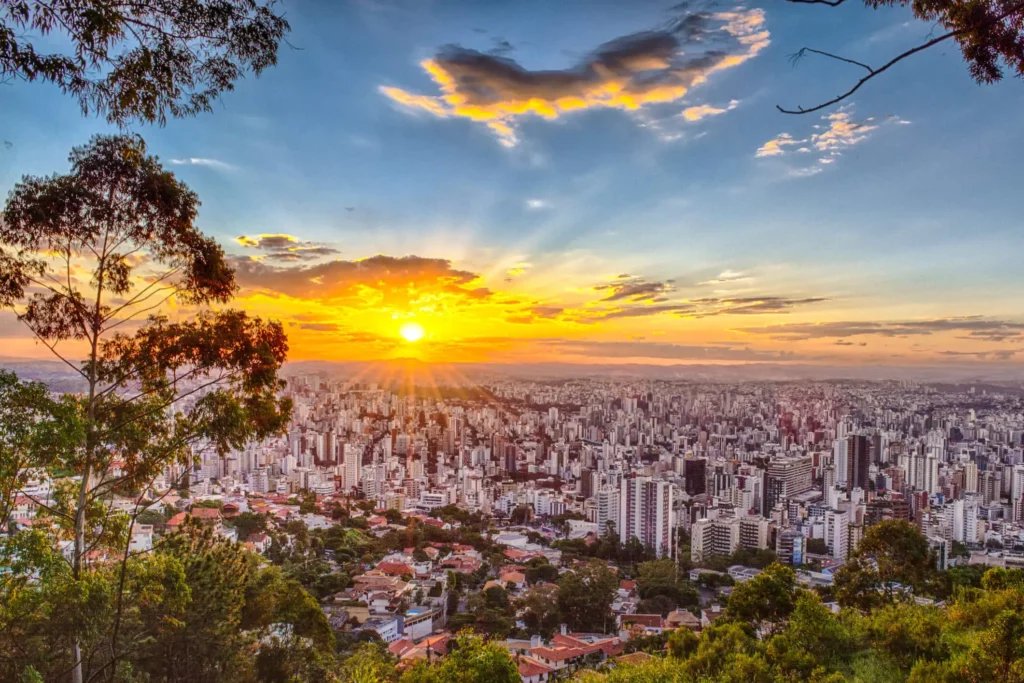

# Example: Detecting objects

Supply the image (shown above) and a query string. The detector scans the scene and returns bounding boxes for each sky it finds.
[2,0,1024,369]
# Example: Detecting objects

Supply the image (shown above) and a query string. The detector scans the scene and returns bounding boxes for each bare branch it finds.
[15,316,87,378]
[789,47,872,73]
[787,0,847,5]
[778,2,1024,114]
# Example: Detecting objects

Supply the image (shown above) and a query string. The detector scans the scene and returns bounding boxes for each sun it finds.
[399,321,426,343]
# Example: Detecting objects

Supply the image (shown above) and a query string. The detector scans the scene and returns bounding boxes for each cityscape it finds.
[3,0,1024,681]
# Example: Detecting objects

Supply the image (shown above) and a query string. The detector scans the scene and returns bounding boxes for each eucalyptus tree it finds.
[0,134,292,683]
[1,0,290,126]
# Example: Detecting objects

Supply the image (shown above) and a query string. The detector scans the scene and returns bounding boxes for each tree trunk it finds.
[70,464,91,683]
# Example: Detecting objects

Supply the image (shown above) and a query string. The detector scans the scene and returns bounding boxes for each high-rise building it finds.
[765,455,812,513]
[596,487,619,537]
[619,477,674,557]
[825,508,850,561]
[684,457,707,496]
[846,435,870,493]
[776,530,805,566]
[342,443,362,492]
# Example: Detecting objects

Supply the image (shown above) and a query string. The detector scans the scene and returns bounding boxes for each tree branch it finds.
[777,2,1024,114]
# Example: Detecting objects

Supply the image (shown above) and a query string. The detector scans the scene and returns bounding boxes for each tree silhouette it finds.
[0,0,290,126]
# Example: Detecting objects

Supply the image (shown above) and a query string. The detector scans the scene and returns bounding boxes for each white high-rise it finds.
[825,508,849,561]
[619,477,674,557]
[596,487,620,537]
[342,443,361,492]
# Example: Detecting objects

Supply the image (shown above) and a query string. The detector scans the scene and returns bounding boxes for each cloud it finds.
[739,317,1024,342]
[595,277,675,302]
[756,105,901,175]
[537,338,807,362]
[698,270,750,285]
[235,234,341,261]
[299,323,342,332]
[505,262,531,278]
[525,199,549,210]
[694,296,829,315]
[169,157,236,171]
[236,234,300,250]
[597,304,695,320]
[506,305,566,324]
[756,133,801,158]
[380,7,769,146]
[583,279,828,320]
[231,254,493,309]
[681,99,739,122]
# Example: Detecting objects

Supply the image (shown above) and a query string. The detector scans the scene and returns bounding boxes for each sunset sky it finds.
[2,0,1023,367]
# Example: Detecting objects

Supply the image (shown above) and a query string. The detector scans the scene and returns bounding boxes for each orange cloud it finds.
[380,9,768,146]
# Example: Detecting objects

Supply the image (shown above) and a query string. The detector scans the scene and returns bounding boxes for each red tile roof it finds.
[516,656,554,677]
[623,614,663,628]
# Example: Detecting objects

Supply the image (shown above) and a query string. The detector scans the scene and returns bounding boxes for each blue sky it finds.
[2,0,1023,366]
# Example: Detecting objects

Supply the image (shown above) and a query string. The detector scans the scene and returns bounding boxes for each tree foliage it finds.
[556,560,618,633]
[1,0,290,125]
[0,134,292,682]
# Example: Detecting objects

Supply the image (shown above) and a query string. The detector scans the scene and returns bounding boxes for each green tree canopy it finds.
[1,0,290,126]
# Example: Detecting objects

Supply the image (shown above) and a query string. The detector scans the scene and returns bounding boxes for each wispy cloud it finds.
[525,198,549,210]
[698,270,750,285]
[234,234,341,261]
[169,157,236,171]
[739,317,1024,342]
[681,99,739,122]
[380,7,769,146]
[756,106,905,176]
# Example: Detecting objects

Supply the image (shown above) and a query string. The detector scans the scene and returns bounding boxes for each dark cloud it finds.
[595,277,675,302]
[939,349,1018,361]
[696,296,830,315]
[299,323,341,332]
[598,304,695,320]
[232,254,492,307]
[235,234,340,259]
[506,305,566,324]
[381,7,769,146]
[740,317,1024,341]
[588,294,827,321]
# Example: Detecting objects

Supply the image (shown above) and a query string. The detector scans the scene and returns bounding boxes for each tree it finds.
[726,563,800,636]
[0,134,292,683]
[1,0,290,126]
[635,558,699,610]
[510,505,533,525]
[0,521,334,682]
[834,520,934,609]
[806,538,828,555]
[0,370,76,530]
[556,560,618,633]
[667,627,699,659]
[339,642,399,683]
[231,511,270,541]
[453,586,515,638]
[399,631,520,683]
[765,592,852,679]
[524,557,559,585]
[779,0,1024,114]
[515,584,561,638]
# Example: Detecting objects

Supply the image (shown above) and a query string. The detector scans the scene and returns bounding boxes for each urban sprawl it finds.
[12,374,1024,678]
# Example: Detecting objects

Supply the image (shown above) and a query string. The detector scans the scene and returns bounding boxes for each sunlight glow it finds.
[399,321,426,343]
